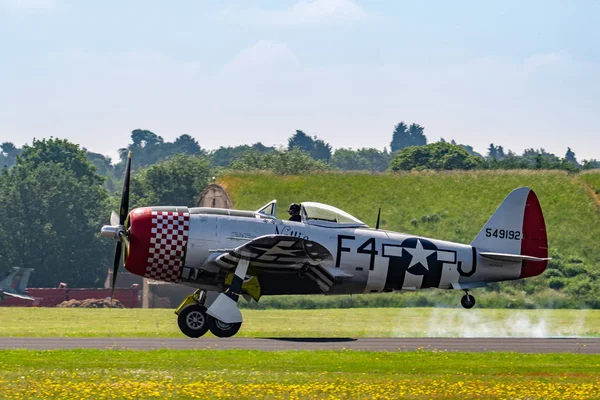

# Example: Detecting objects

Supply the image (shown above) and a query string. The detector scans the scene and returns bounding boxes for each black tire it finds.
[207,315,242,338]
[461,294,476,309]
[177,304,210,338]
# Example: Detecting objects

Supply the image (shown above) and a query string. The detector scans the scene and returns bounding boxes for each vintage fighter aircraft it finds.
[102,154,549,338]
[0,267,34,302]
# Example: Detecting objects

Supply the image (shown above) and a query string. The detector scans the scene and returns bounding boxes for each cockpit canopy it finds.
[301,202,367,227]
[256,200,368,228]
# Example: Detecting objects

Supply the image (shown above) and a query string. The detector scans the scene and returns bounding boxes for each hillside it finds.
[581,170,600,197]
[218,170,600,308]
[220,171,599,262]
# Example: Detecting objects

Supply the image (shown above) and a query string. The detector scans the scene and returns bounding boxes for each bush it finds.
[229,148,331,175]
[390,142,484,171]
[563,264,586,278]
[548,278,565,290]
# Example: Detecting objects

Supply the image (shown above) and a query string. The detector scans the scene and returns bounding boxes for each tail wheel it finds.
[178,304,210,338]
[461,294,476,309]
[207,315,242,338]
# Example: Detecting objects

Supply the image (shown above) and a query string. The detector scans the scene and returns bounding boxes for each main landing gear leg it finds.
[175,289,210,338]
[461,290,476,309]
[206,258,249,338]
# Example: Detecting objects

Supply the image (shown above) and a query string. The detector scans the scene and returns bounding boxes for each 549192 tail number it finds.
[485,228,521,240]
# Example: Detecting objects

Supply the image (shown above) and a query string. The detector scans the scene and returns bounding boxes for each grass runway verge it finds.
[1,350,599,399]
[1,307,598,338]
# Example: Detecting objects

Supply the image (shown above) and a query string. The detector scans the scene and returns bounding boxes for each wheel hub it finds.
[186,311,205,330]
[215,319,232,330]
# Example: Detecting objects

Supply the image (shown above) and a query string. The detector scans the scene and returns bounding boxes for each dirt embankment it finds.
[57,298,124,308]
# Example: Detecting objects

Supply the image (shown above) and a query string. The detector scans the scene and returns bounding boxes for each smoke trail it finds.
[420,308,589,338]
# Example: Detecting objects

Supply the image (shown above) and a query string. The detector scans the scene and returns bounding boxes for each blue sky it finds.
[1,0,598,161]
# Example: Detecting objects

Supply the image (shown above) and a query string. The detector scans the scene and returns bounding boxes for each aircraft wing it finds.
[1,291,35,301]
[214,234,335,292]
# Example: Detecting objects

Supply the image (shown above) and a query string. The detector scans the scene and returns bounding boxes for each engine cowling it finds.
[126,206,191,283]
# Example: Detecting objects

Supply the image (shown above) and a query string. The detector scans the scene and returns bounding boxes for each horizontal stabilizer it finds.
[2,291,35,301]
[479,252,551,263]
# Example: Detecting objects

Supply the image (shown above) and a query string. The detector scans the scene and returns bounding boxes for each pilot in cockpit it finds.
[288,203,301,222]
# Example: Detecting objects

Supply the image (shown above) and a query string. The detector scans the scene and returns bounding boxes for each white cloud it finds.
[224,0,366,27]
[222,40,299,76]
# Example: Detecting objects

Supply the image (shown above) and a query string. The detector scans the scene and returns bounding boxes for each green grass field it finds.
[219,170,600,265]
[2,308,599,399]
[0,350,598,399]
[581,170,600,196]
[1,308,598,338]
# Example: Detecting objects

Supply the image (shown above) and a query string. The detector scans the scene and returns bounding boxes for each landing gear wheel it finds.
[178,304,210,338]
[207,315,242,338]
[461,293,476,309]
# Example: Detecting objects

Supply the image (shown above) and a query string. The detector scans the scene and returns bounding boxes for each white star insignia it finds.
[405,240,436,271]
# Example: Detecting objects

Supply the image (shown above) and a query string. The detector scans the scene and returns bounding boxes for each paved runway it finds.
[0,337,598,353]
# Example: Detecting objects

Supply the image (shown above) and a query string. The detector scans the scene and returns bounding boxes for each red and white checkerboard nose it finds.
[126,207,190,283]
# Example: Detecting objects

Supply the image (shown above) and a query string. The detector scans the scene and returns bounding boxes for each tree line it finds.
[3,124,598,181]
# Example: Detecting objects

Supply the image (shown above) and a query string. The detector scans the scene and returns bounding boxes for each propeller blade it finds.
[111,152,131,307]
[119,152,132,226]
[110,211,119,226]
[111,241,122,304]
[119,231,130,266]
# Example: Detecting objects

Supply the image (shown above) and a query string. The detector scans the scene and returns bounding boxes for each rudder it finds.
[471,187,548,278]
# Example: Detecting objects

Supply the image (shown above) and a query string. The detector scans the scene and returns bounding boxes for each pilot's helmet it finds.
[288,203,301,214]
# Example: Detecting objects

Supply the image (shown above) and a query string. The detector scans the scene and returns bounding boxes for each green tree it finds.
[17,138,101,181]
[0,142,22,168]
[331,149,366,171]
[288,130,315,153]
[390,142,484,171]
[496,146,505,159]
[130,154,212,207]
[407,123,427,146]
[288,131,332,162]
[0,139,109,287]
[209,143,275,168]
[487,143,498,160]
[116,131,205,175]
[210,145,252,167]
[312,139,332,162]
[86,151,118,192]
[172,134,202,155]
[582,159,600,170]
[565,147,578,165]
[230,148,330,175]
[390,122,427,152]
[358,148,391,171]
[390,122,409,152]
[131,129,164,148]
[331,148,390,171]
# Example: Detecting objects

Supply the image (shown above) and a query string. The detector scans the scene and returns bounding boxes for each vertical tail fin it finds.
[0,268,33,294]
[471,187,548,278]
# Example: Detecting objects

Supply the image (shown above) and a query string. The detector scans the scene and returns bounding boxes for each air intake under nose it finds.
[126,207,191,283]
